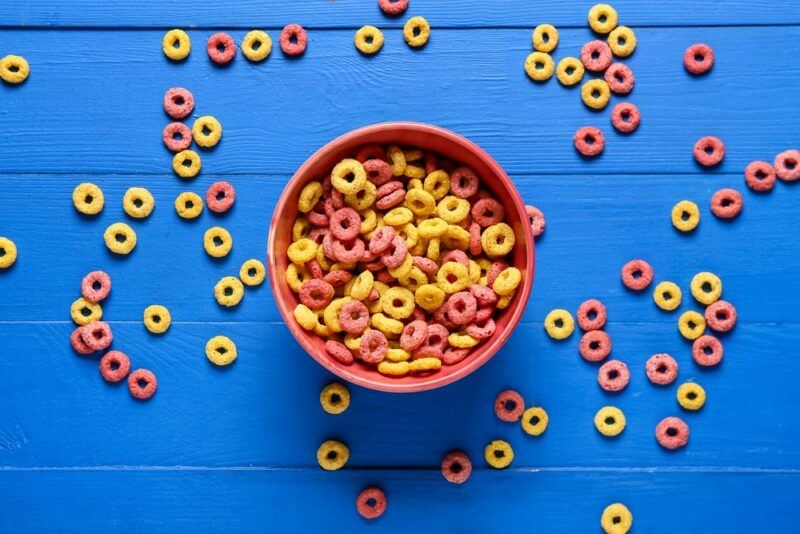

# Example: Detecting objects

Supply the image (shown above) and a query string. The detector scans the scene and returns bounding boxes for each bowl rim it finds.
[267,121,535,392]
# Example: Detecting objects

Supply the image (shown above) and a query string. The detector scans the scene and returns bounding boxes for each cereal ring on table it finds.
[693,136,725,167]
[80,271,112,304]
[404,188,436,217]
[601,503,633,534]
[300,279,334,310]
[379,0,408,16]
[436,262,470,294]
[404,16,430,48]
[163,87,194,119]
[580,330,612,362]
[400,320,428,351]
[598,360,629,392]
[678,310,706,340]
[671,200,700,232]
[143,305,171,333]
[577,299,607,331]
[655,417,689,449]
[775,149,800,181]
[574,126,605,157]
[103,223,137,255]
[330,208,361,241]
[710,188,742,219]
[415,283,446,312]
[544,309,574,340]
[360,329,389,364]
[206,335,237,366]
[320,382,350,414]
[203,181,236,214]
[581,40,613,72]
[72,183,104,215]
[99,350,131,382]
[692,335,723,366]
[450,167,480,199]
[441,450,472,484]
[354,25,384,55]
[611,102,640,134]
[532,24,558,53]
[80,321,113,351]
[645,353,678,385]
[594,406,625,436]
[162,29,191,61]
[364,158,393,187]
[70,326,94,354]
[128,369,157,400]
[207,32,236,64]
[705,300,737,332]
[608,26,636,57]
[242,30,272,62]
[280,24,308,56]
[70,297,102,326]
[744,161,776,192]
[484,439,514,469]
[524,52,555,82]
[690,272,722,305]
[162,122,192,152]
[588,3,618,33]
[652,281,681,311]
[520,205,545,239]
[581,79,611,109]
[409,357,442,373]
[325,339,354,365]
[204,226,233,257]
[493,267,521,297]
[123,187,155,219]
[495,390,525,422]
[555,56,585,86]
[317,440,349,471]
[684,43,714,75]
[331,159,367,196]
[173,149,201,178]
[378,360,410,376]
[604,63,634,94]
[356,487,387,520]
[215,276,245,307]
[175,192,203,219]
[445,292,478,326]
[193,116,222,148]
[381,286,415,319]
[480,223,515,258]
[677,382,706,411]
[521,406,549,436]
[620,259,653,291]
[0,55,29,84]
[340,300,369,334]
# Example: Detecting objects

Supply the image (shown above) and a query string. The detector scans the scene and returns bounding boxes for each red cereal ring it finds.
[325,339,354,365]
[376,181,404,199]
[705,300,737,332]
[441,250,469,267]
[163,87,194,119]
[299,279,335,310]
[356,486,387,520]
[432,306,457,331]
[323,269,352,288]
[206,181,236,213]
[307,259,324,279]
[579,330,612,362]
[694,136,725,167]
[684,43,714,75]
[442,347,471,365]
[380,235,408,269]
[604,63,635,94]
[375,269,394,284]
[362,259,385,272]
[450,166,480,199]
[710,188,743,219]
[494,390,525,422]
[331,188,345,209]
[356,144,388,163]
[610,102,641,134]
[80,321,113,351]
[580,40,613,72]
[162,122,193,152]
[207,32,236,64]
[468,223,483,255]
[621,259,654,291]
[307,203,329,227]
[574,126,605,157]
[414,323,448,359]
[471,198,505,227]
[99,350,131,382]
[308,227,329,246]
[81,270,111,303]
[470,284,498,307]
[744,161,776,192]
[70,326,94,355]
[280,24,308,56]
[445,292,477,326]
[340,300,369,334]
[597,360,630,392]
[329,208,361,241]
[774,149,800,182]
[465,317,495,340]
[655,417,689,450]
[692,335,723,367]
[487,260,508,288]
[375,189,406,210]
[473,306,494,324]
[525,205,545,238]
[411,306,426,321]
[333,238,365,263]
[441,450,472,484]
[360,329,388,364]
[128,368,158,400]
[400,320,428,351]
[425,153,438,175]
[577,299,607,331]
[364,158,393,186]
[413,256,438,277]
[378,0,408,16]
[369,226,396,255]
[645,353,678,385]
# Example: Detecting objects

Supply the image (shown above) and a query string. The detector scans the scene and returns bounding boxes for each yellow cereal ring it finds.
[404,164,425,180]
[601,503,633,534]
[387,145,406,176]
[493,267,521,296]
[532,24,558,53]
[293,304,318,331]
[477,258,491,278]
[418,217,448,239]
[123,187,155,219]
[677,382,706,411]
[344,333,362,351]
[206,335,237,366]
[415,283,446,312]
[287,238,316,264]
[672,200,700,232]
[143,305,171,334]
[468,260,481,284]
[410,237,428,257]
[365,216,385,241]
[285,264,310,293]
[317,440,349,471]
[70,297,102,325]
[298,182,323,213]
[320,382,350,415]
[398,223,419,249]
[215,276,245,307]
[315,245,333,271]
[387,253,414,279]
[436,196,470,223]
[544,309,574,339]
[404,16,430,48]
[323,297,350,333]
[608,26,636,57]
[314,321,330,338]
[408,178,423,191]
[653,281,682,311]
[354,25,384,54]
[0,55,30,84]
[104,222,137,255]
[349,271,374,301]
[443,225,471,251]
[192,116,222,148]
[359,209,378,234]
[423,170,451,200]
[174,192,203,219]
[371,312,404,336]
[581,79,611,109]
[497,293,513,310]
[409,357,442,373]
[690,272,722,305]
[292,218,311,241]
[678,310,706,340]
[594,406,626,436]
[404,149,424,162]
[481,223,515,258]
[484,439,514,469]
[426,238,441,261]
[521,407,549,436]
[378,360,410,376]
[72,183,104,215]
[448,332,478,349]
[242,30,272,62]
[384,207,413,227]
[588,3,618,34]
[239,259,266,286]
[524,51,555,82]
[173,149,201,178]
[381,286,415,320]
[436,262,470,294]
[399,266,428,292]
[0,237,17,269]
[331,158,367,195]
[330,261,356,272]
[204,226,233,258]
[386,347,411,362]
[405,188,436,217]
[162,29,191,61]
[344,181,377,212]
[556,56,585,86]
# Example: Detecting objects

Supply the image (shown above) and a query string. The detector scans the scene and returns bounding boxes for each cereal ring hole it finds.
[617,36,626,46]
[504,400,518,412]
[583,133,597,145]
[115,233,127,243]
[137,378,149,389]
[528,414,541,426]
[607,369,619,380]
[448,461,463,474]
[590,340,600,350]
[184,200,194,209]
[703,345,713,355]
[213,236,223,247]
[326,450,338,460]
[605,416,616,425]
[666,426,678,437]
[565,65,576,76]
[248,267,257,277]
[612,515,622,525]
[84,194,94,204]
[785,158,797,170]
[181,157,193,168]
[591,50,600,60]
[8,64,20,73]
[686,391,698,400]
[365,498,377,508]
[329,392,341,404]
[694,52,705,62]
[216,346,228,356]
[662,290,674,301]
[701,282,712,293]
[716,310,729,321]
[493,449,505,459]
[657,364,667,373]
[172,95,185,106]
[80,306,92,317]
[554,318,564,328]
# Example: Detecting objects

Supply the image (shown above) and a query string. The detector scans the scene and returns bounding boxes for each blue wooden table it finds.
[2,1,799,531]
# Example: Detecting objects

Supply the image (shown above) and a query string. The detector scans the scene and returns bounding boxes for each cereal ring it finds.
[484,439,514,469]
[677,382,706,411]
[744,161,776,192]
[163,87,194,119]
[70,326,93,354]
[436,196,469,224]
[409,357,443,372]
[448,331,478,349]
[705,300,737,332]
[555,57,585,89]
[162,122,192,152]
[331,159,367,196]
[480,223,515,258]
[360,329,388,364]
[414,323,448,358]
[355,25,384,55]
[442,347,470,365]
[128,369,157,400]
[369,226,396,256]
[692,335,723,366]
[364,158,393,187]
[162,29,191,61]
[581,79,611,109]
[143,305,171,333]
[72,183,104,215]
[80,321,113,351]
[330,208,361,241]
[470,284,498,307]
[577,299,607,331]
[104,223,137,255]
[207,32,236,64]
[493,267,521,296]
[387,145,406,176]
[400,320,428,351]
[532,24,558,53]
[404,16,430,48]
[594,406,625,436]
[710,189,742,219]
[544,309,574,340]
[495,390,525,422]
[655,417,689,449]
[381,235,409,269]
[175,192,203,219]
[415,283,446,312]
[81,271,111,303]
[597,360,629,392]
[684,44,714,75]
[653,281,681,311]
[604,63,634,94]
[423,171,450,201]
[574,126,605,157]
[608,26,636,57]
[173,149,201,178]
[404,188,436,218]
[320,382,350,414]
[444,292,477,326]
[436,262,470,294]
[521,406,549,436]
[588,3,618,34]
[646,353,678,385]
[611,102,640,133]
[348,271,373,300]
[381,286,415,319]
[204,227,233,257]
[522,205,545,238]
[99,351,131,382]
[215,276,245,307]
[601,503,633,534]
[581,40,613,72]
[193,116,222,148]
[671,200,700,232]
[378,360,410,376]
[441,450,472,484]
[690,272,722,305]
[299,279,334,310]
[620,259,653,291]
[317,440,349,471]
[580,330,612,362]
[340,300,369,334]
[450,167,480,199]
[465,316,495,340]
[678,310,706,340]
[203,181,236,214]
[379,0,408,16]
[356,145,387,164]
[332,238,365,264]
[325,339,354,365]
[0,55,30,84]
[693,136,725,167]
[70,297,102,325]
[356,487,387,520]
[123,187,155,219]
[471,198,504,229]
[298,182,323,214]
[468,223,483,255]
[775,149,800,181]
[206,335,237,366]
[280,24,308,56]
[242,30,272,62]
[524,51,555,82]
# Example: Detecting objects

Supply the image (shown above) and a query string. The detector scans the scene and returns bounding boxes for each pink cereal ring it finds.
[445,292,477,326]
[597,360,630,392]
[474,306,494,324]
[333,238,365,263]
[307,203,329,227]
[400,320,429,352]
[381,235,408,269]
[468,223,483,255]
[100,350,131,383]
[579,330,611,362]
[375,189,406,210]
[705,300,737,332]
[280,24,308,56]
[580,40,613,72]
[309,227,329,246]
[465,317,495,340]
[471,198,505,227]
[621,259,654,291]
[362,259,385,272]
[70,326,94,355]
[655,417,689,449]
[710,188,743,219]
[442,347,471,365]
[376,180,404,199]
[425,153,438,175]
[413,256,438,277]
[414,323,448,359]
[450,167,480,199]
[525,205,545,238]
[356,144,388,163]
[206,181,236,213]
[574,126,605,157]
[325,339,354,365]
[207,32,236,64]
[162,122,193,152]
[369,226,396,255]
[694,136,725,167]
[775,149,800,182]
[684,44,714,75]
[494,390,525,422]
[81,270,111,303]
[604,63,635,94]
[163,87,194,119]
[307,259,324,279]
[356,486,387,520]
[329,208,361,241]
[441,250,469,267]
[487,260,508,288]
[299,279,334,310]
[577,299,607,331]
[645,353,678,385]
[432,306,457,330]
[128,369,157,400]
[692,335,723,367]
[611,102,641,134]
[745,161,776,192]
[364,158,393,185]
[322,269,351,288]
[375,269,394,284]
[359,329,388,364]
[441,450,472,484]
[80,321,113,351]
[379,0,408,16]
[470,284,498,307]
[340,300,369,334]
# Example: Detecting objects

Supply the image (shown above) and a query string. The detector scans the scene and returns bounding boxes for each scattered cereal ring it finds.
[581,40,613,72]
[544,309,574,340]
[123,187,155,219]
[206,335,237,366]
[379,0,408,16]
[484,439,514,469]
[524,51,555,82]
[604,63,634,94]
[556,56,584,86]
[207,32,236,64]
[240,259,266,287]
[678,310,706,340]
[525,205,545,238]
[162,122,192,152]
[594,406,625,436]
[404,16,430,48]
[692,335,723,366]
[588,3,618,34]
[671,200,700,232]
[653,281,681,311]
[581,79,611,109]
[143,305,171,333]
[441,450,472,484]
[532,24,558,53]
[193,116,222,149]
[317,439,349,471]
[204,227,233,257]
[621,259,653,290]
[710,188,742,219]
[128,369,157,400]
[72,183,104,215]
[81,271,111,303]
[601,503,633,534]
[744,161,776,192]
[162,29,191,61]
[325,339,354,365]
[70,297,102,325]
[206,181,236,213]
[320,382,350,414]
[608,26,636,57]
[690,272,722,305]
[646,353,678,385]
[104,223,137,255]
[80,321,113,351]
[280,24,308,56]
[705,300,737,332]
[99,351,130,382]
[574,126,605,157]
[173,149,201,179]
[355,25,384,55]
[0,55,30,84]
[684,43,714,75]
[163,87,194,119]
[175,192,203,219]
[495,390,525,422]
[521,406,548,436]
[577,299,607,331]
[597,360,629,392]
[70,326,93,354]
[356,486,387,520]
[611,102,640,134]
[694,136,725,167]
[677,382,706,411]
[775,149,800,181]
[214,276,244,308]
[580,330,612,362]
[655,416,689,449]
[0,237,17,269]
[242,30,272,62]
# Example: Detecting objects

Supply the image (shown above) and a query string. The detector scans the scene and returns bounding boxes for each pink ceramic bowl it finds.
[268,122,535,392]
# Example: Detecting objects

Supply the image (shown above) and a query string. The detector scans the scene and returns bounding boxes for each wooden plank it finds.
[0,27,798,176]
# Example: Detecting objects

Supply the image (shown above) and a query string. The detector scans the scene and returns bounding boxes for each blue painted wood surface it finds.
[1,1,799,532]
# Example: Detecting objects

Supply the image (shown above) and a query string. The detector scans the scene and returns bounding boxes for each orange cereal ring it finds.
[128,369,157,400]
[710,188,742,219]
[574,126,604,157]
[693,136,725,167]
[441,450,472,484]
[655,416,689,449]
[705,300,737,332]
[581,40,613,72]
